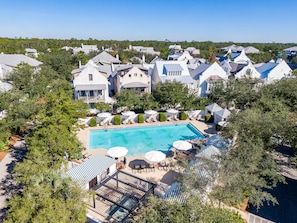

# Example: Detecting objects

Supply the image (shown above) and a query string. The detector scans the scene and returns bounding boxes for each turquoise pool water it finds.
[89,123,205,156]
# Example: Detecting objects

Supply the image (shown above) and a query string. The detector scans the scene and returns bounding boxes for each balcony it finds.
[78,95,105,103]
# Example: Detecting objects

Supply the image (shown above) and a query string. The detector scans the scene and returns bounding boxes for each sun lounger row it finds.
[133,163,155,173]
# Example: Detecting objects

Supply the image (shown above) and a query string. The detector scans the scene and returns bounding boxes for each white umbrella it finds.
[97,112,111,118]
[166,108,179,114]
[173,140,192,151]
[107,146,128,157]
[122,111,135,116]
[144,150,166,163]
[144,110,157,115]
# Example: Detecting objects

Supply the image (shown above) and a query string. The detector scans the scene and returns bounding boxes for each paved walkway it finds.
[0,149,14,220]
[0,140,27,221]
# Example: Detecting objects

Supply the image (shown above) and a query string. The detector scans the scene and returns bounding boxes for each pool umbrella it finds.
[108,146,128,157]
[144,110,157,115]
[144,150,166,163]
[166,108,178,114]
[97,112,111,118]
[173,140,192,151]
[122,111,135,116]
[206,134,230,150]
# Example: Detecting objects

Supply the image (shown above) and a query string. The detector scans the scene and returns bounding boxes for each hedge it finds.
[179,111,188,120]
[138,114,144,123]
[114,115,121,125]
[159,112,167,122]
[89,117,97,127]
[205,114,214,123]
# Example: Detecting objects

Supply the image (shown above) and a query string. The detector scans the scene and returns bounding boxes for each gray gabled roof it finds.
[190,63,211,80]
[91,51,121,64]
[67,154,116,184]
[0,54,42,67]
[205,103,222,113]
[214,108,231,119]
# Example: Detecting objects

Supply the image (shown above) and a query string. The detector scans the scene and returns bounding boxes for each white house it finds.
[190,62,227,97]
[167,51,193,62]
[0,54,42,79]
[128,45,160,55]
[72,60,112,107]
[72,43,99,55]
[151,60,197,92]
[234,62,261,79]
[232,49,251,64]
[256,59,292,84]
[67,154,117,190]
[25,48,38,57]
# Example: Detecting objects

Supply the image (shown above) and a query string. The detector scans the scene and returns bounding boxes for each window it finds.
[80,91,86,96]
[89,73,93,81]
[98,90,103,95]
[89,90,94,97]
[140,73,143,77]
[134,73,137,77]
[129,74,132,77]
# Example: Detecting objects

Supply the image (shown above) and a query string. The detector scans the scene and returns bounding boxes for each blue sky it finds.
[1,0,296,43]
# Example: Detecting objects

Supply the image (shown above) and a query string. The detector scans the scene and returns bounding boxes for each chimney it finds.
[142,54,145,63]
[116,54,119,60]
[78,60,81,68]
[111,63,115,72]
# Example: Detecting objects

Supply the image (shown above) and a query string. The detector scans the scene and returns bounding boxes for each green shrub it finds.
[114,115,121,125]
[179,111,188,120]
[138,114,144,123]
[159,112,167,122]
[89,117,97,127]
[205,114,214,123]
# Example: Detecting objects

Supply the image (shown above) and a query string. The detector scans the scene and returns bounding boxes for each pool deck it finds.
[78,120,225,222]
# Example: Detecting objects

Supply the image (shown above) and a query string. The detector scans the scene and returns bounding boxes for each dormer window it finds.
[163,64,183,76]
[89,73,93,81]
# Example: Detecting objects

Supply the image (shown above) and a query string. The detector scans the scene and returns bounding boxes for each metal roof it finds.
[91,51,121,64]
[75,84,106,90]
[67,154,116,184]
[205,103,222,113]
[189,63,211,80]
[256,62,278,79]
[163,64,183,72]
[0,54,42,67]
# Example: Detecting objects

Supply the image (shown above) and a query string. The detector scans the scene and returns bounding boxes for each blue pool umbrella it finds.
[108,146,128,157]
[145,150,166,163]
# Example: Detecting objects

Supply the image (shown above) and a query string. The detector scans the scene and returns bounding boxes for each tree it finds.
[4,170,87,223]
[133,195,245,223]
[152,80,191,109]
[114,89,141,111]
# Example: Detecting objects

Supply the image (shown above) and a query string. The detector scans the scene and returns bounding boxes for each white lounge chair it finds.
[100,116,114,126]
[173,115,179,121]
[146,113,158,123]
[129,114,138,124]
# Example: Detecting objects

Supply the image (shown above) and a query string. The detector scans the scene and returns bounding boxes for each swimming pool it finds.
[89,123,205,156]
